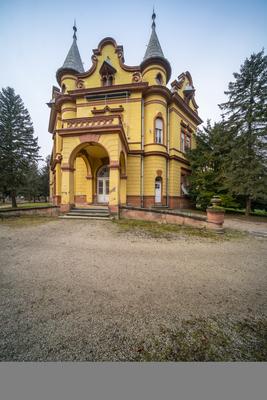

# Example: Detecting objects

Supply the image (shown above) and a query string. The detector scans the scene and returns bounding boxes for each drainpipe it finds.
[141,98,144,208]
[166,105,170,207]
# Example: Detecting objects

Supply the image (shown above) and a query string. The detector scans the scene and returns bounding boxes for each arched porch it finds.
[60,140,126,216]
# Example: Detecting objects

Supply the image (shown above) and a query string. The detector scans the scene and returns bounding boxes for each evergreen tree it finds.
[219,50,267,215]
[0,87,40,207]
[186,121,236,209]
[19,162,40,202]
[39,155,50,201]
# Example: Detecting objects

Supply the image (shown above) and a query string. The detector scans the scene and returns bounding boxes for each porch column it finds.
[109,162,120,217]
[60,166,74,212]
[86,176,93,204]
[54,163,62,205]
[120,175,127,205]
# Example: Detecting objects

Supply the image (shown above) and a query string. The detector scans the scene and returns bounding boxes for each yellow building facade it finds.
[48,15,202,215]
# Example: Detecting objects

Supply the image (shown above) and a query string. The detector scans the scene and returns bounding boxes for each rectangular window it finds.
[185,135,191,150]
[155,128,163,144]
[181,127,191,152]
[181,131,185,152]
[181,174,189,196]
[155,118,163,144]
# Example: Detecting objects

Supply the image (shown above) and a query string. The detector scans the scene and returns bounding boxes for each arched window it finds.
[155,118,163,144]
[98,165,109,178]
[62,84,66,93]
[155,73,163,85]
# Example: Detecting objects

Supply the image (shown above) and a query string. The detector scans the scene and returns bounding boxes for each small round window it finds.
[155,73,163,85]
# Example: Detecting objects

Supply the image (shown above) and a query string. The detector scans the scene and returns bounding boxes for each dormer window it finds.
[102,76,113,86]
[99,59,117,87]
[155,73,163,85]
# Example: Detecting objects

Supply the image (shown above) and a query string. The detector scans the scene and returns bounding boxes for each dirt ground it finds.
[0,217,266,361]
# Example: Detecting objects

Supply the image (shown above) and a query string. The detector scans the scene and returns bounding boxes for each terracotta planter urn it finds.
[206,207,225,225]
[206,196,225,232]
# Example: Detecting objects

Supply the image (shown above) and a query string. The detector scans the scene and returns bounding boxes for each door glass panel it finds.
[105,180,109,194]
[98,180,103,194]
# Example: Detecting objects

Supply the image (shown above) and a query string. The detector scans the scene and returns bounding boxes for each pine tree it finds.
[19,162,41,202]
[39,155,50,201]
[219,50,267,215]
[0,87,40,207]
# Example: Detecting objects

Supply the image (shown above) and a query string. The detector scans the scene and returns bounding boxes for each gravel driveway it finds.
[0,218,266,361]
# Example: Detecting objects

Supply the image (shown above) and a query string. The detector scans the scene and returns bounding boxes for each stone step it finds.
[70,211,109,216]
[59,215,110,220]
[67,212,110,218]
[71,208,109,213]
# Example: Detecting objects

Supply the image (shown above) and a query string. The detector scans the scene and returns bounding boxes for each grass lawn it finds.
[0,202,52,209]
[114,218,245,241]
[134,316,267,362]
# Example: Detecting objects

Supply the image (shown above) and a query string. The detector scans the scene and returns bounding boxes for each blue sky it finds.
[0,0,266,159]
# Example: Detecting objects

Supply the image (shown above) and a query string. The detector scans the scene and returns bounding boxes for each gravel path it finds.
[0,218,266,361]
[224,216,267,237]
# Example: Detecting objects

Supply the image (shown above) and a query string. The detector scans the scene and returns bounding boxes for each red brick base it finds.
[109,205,119,218]
[169,196,192,209]
[127,195,192,209]
[60,204,72,213]
[74,195,87,204]
[126,196,141,207]
[53,195,61,206]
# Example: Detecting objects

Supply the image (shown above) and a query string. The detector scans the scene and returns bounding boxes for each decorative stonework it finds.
[79,134,100,143]
[91,105,124,115]
[76,79,84,89]
[65,116,115,129]
[132,72,142,83]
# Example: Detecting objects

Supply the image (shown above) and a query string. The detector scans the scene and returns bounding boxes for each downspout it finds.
[141,98,144,208]
[166,105,170,207]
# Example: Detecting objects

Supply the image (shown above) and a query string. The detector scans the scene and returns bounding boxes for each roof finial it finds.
[152,7,156,29]
[73,19,77,40]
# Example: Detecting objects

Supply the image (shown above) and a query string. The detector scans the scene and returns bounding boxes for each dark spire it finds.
[152,8,156,29]
[141,10,171,82]
[73,19,77,40]
[143,9,165,60]
[56,22,84,84]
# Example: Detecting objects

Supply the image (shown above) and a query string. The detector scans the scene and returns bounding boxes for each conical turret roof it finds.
[141,11,171,82]
[56,23,84,84]
[143,23,165,60]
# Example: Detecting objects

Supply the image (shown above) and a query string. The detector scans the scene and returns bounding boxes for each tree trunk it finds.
[245,197,252,216]
[11,190,17,208]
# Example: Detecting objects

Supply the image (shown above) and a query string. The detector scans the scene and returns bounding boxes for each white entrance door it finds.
[97,165,109,203]
[155,179,162,204]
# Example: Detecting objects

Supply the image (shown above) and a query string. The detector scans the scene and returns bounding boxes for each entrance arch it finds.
[97,165,110,204]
